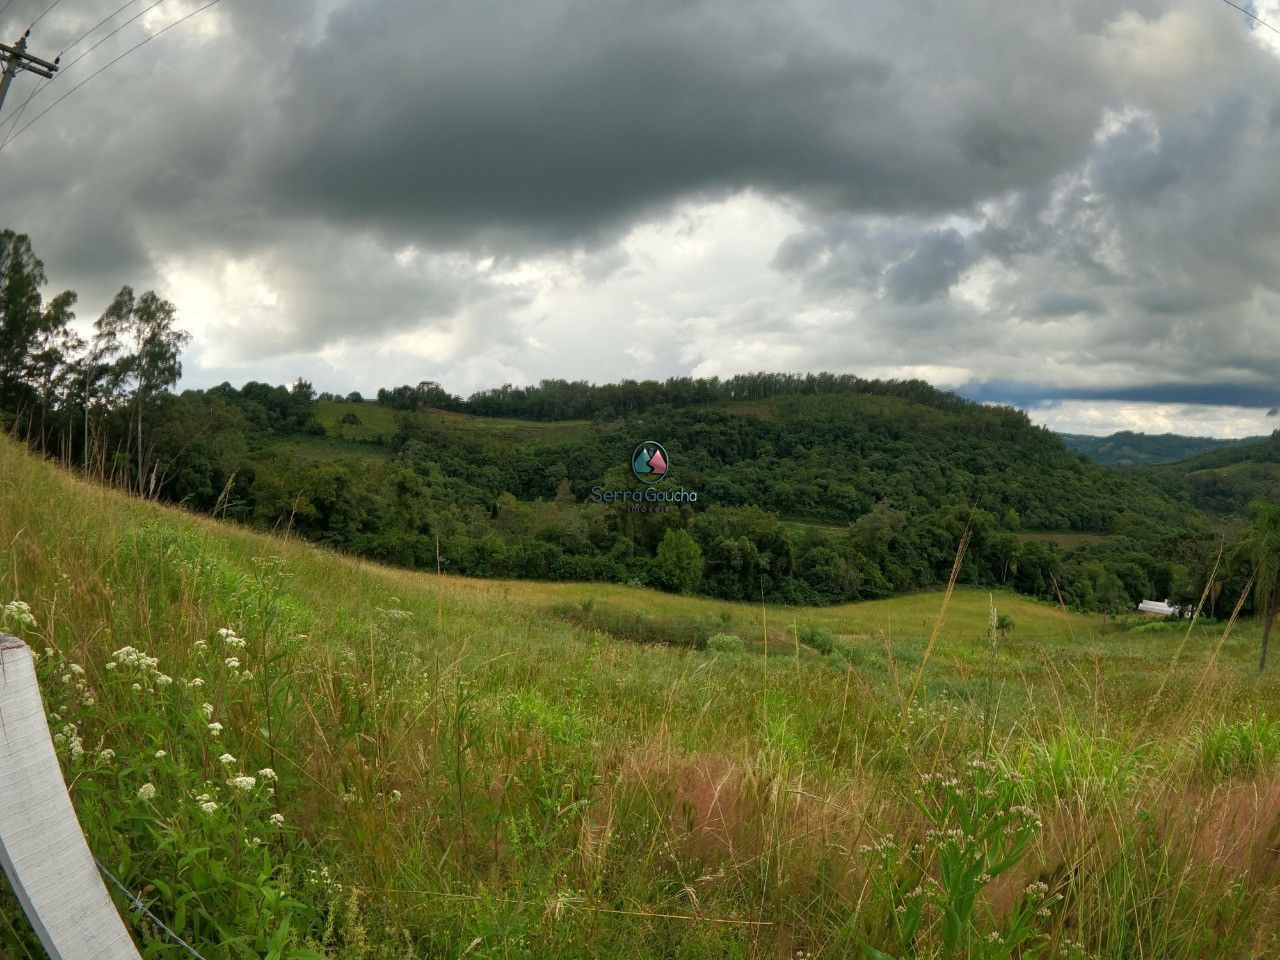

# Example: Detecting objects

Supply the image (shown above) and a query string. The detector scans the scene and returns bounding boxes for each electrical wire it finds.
[0,75,47,147]
[28,0,65,30]
[61,0,146,59]
[1217,0,1280,36]
[8,0,169,125]
[1,0,221,152]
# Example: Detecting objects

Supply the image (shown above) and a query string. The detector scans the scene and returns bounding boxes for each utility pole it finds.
[0,31,59,116]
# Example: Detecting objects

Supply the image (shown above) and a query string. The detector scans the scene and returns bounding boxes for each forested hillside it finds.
[1150,432,1280,514]
[0,225,1262,616]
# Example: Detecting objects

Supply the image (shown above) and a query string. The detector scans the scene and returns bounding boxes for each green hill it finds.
[122,376,1224,615]
[1147,431,1280,514]
[4,434,1280,959]
[1060,430,1261,467]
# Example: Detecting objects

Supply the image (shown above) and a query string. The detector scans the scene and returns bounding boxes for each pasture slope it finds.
[2,434,1280,960]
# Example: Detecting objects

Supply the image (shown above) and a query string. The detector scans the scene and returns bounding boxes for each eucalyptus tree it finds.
[21,290,81,449]
[0,229,45,411]
[93,286,191,491]
[0,230,76,422]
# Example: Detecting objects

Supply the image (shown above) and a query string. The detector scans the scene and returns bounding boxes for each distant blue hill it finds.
[1059,430,1264,467]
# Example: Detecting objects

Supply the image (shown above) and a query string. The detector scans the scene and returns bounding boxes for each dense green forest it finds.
[1061,430,1262,467]
[2,225,1274,615]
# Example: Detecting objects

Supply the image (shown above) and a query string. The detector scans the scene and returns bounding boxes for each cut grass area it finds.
[4,436,1280,959]
[313,399,400,441]
[419,406,596,445]
[265,434,393,462]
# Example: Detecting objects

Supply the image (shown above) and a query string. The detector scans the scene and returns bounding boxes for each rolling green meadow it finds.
[5,434,1280,959]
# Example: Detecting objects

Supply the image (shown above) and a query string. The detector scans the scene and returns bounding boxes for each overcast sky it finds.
[3,0,1280,436]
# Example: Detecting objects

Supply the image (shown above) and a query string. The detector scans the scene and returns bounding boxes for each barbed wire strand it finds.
[95,858,212,960]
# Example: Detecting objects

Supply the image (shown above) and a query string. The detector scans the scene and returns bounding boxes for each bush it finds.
[796,624,836,655]
[706,633,743,654]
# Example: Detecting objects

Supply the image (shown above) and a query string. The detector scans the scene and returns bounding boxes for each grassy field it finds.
[3,436,1280,959]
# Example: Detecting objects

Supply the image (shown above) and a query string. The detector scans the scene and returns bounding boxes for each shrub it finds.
[796,624,836,655]
[706,633,743,654]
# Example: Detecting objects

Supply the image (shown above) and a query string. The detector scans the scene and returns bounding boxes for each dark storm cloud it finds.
[1031,292,1105,317]
[1,0,1279,415]
[885,229,975,304]
[960,380,1280,410]
[256,0,1113,246]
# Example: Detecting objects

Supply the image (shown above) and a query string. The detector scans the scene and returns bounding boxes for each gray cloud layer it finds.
[1,0,1279,430]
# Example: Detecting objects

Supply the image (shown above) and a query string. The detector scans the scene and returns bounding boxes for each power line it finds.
[1217,0,1280,36]
[0,73,46,146]
[0,0,20,22]
[0,32,58,115]
[28,0,66,30]
[62,0,150,59]
[2,0,222,152]
[6,0,169,127]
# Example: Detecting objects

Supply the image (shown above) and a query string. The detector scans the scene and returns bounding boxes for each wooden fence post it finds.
[0,634,142,960]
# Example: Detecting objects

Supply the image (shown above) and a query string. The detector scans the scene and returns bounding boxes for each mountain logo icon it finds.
[631,441,669,485]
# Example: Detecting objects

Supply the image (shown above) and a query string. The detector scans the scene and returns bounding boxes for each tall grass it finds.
[3,437,1280,958]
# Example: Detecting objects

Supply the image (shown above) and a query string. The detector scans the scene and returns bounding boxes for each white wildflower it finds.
[202,702,214,719]
[137,783,156,801]
[155,750,167,759]
[207,722,223,737]
[224,657,240,670]
[228,775,256,792]
[258,768,277,782]
[218,753,236,765]
[199,801,218,815]
[269,813,284,827]
[98,749,115,762]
